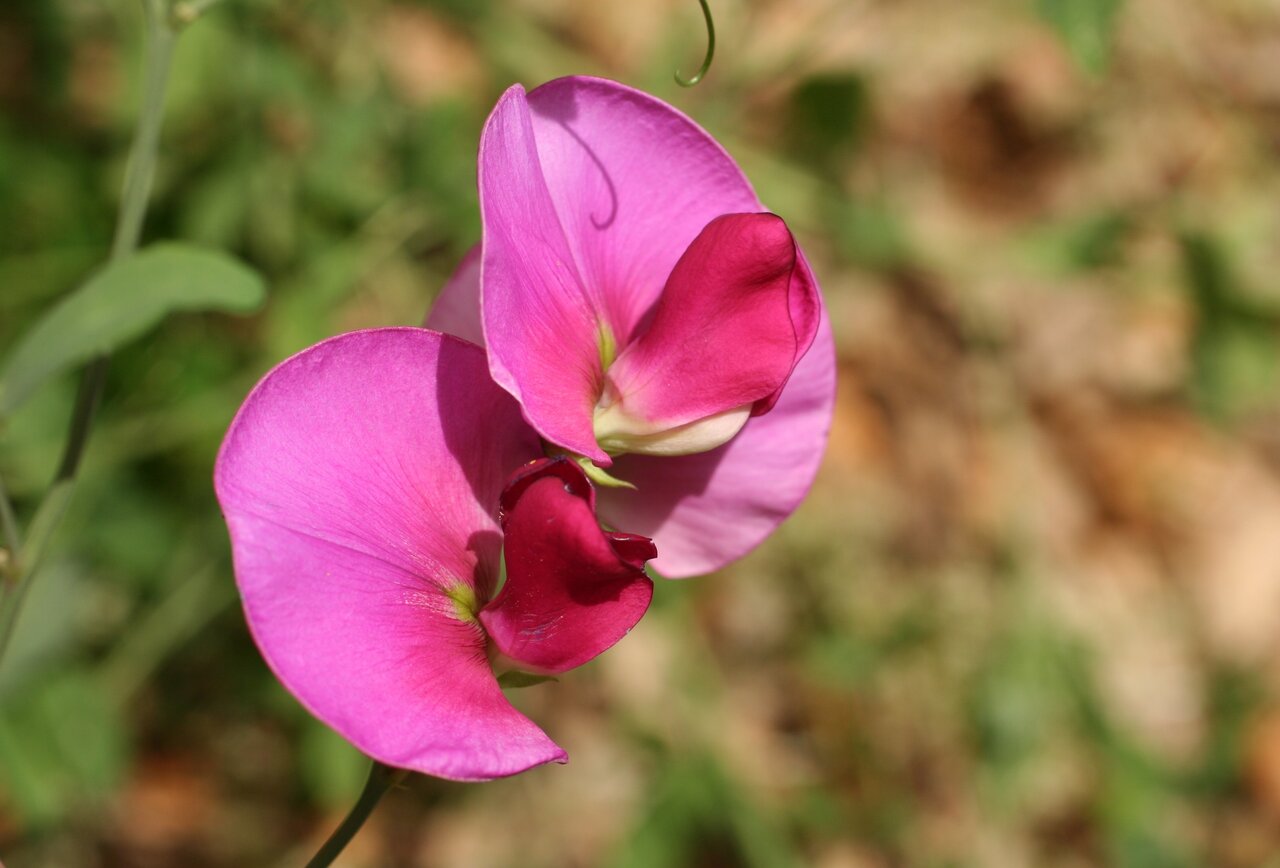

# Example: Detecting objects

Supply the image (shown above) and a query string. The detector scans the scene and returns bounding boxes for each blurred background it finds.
[3,0,1280,865]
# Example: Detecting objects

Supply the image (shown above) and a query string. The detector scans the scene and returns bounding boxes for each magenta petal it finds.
[426,244,484,346]
[602,213,817,434]
[596,314,837,578]
[479,85,607,462]
[215,328,566,781]
[753,249,822,416]
[479,458,654,675]
[525,77,763,344]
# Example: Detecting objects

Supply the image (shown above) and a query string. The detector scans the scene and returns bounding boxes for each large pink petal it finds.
[214,328,564,781]
[426,244,484,346]
[525,77,763,345]
[479,85,607,462]
[479,458,654,675]
[601,213,818,434]
[596,314,837,578]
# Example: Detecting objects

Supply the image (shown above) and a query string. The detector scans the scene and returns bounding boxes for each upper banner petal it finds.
[525,77,763,345]
[215,328,561,780]
[480,85,607,461]
[596,314,837,578]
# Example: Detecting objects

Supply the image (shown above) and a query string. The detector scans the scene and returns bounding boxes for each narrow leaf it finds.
[497,670,557,689]
[0,243,266,415]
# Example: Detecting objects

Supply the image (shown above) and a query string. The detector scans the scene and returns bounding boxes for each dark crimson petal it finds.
[498,456,594,524]
[599,213,819,436]
[480,459,654,675]
[606,533,658,570]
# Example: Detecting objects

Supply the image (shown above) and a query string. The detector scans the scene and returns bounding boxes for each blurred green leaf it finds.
[0,667,128,827]
[611,753,797,868]
[497,670,557,689]
[1020,210,1134,274]
[829,197,913,271]
[968,619,1073,773]
[1184,665,1261,798]
[1180,231,1280,421]
[0,243,266,415]
[1036,0,1124,74]
[0,714,63,826]
[0,559,81,699]
[787,72,871,171]
[34,669,127,791]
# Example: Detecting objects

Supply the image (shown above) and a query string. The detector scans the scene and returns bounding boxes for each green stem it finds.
[54,355,109,483]
[0,0,177,668]
[674,0,715,87]
[304,762,409,868]
[0,480,73,660]
[111,4,174,263]
[0,474,19,575]
[0,557,33,664]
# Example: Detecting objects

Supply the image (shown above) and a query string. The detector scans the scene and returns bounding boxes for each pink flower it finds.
[215,328,654,781]
[428,76,836,578]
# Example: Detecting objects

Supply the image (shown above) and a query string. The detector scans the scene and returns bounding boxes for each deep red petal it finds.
[601,213,819,434]
[480,458,654,674]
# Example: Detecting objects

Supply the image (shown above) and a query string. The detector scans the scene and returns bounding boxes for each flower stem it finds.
[111,2,174,263]
[0,474,19,576]
[304,761,409,868]
[674,0,715,87]
[0,479,73,660]
[60,0,174,478]
[54,353,110,483]
[0,0,176,667]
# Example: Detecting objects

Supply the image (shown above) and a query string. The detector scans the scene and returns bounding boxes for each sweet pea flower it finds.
[428,76,836,578]
[215,328,654,781]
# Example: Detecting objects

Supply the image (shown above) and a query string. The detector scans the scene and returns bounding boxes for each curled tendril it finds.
[675,0,715,87]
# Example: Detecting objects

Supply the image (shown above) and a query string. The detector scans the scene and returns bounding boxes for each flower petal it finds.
[597,213,817,446]
[525,77,763,345]
[479,458,654,675]
[596,313,837,578]
[473,77,767,461]
[426,244,484,346]
[754,250,823,416]
[215,328,564,781]
[480,85,607,462]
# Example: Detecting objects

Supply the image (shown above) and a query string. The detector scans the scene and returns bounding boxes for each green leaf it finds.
[0,667,129,827]
[786,72,871,171]
[0,559,82,700]
[1180,232,1280,421]
[1019,210,1134,274]
[0,242,266,415]
[1036,0,1124,74]
[497,670,557,689]
[20,478,74,574]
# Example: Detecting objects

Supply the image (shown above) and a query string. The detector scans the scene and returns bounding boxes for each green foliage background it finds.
[3,0,1280,865]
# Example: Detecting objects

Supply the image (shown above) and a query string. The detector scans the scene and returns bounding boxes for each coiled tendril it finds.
[675,0,715,87]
